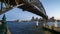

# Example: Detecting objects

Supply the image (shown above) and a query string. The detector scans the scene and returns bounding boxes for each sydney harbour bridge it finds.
[0,0,55,34]
[0,0,48,19]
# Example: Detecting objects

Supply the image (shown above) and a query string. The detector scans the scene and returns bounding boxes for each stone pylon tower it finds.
[1,14,7,34]
[54,20,58,27]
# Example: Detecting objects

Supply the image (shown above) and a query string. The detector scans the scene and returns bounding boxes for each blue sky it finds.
[0,8,40,21]
[0,0,60,21]
[40,0,60,19]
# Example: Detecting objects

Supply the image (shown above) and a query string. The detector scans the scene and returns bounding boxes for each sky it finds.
[0,0,60,21]
[40,0,60,19]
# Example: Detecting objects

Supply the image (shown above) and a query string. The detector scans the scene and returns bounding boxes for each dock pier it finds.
[43,21,60,34]
[43,26,60,34]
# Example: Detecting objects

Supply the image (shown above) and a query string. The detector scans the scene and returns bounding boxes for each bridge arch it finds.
[0,0,48,19]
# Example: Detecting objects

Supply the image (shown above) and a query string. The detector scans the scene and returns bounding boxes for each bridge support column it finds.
[43,22,46,27]
[42,19,47,27]
[54,20,58,27]
[36,21,38,27]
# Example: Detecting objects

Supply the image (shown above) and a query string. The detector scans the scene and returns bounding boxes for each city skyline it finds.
[0,0,60,21]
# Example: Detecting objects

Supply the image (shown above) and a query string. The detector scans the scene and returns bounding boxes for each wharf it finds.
[43,26,60,34]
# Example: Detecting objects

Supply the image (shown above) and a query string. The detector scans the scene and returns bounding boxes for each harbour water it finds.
[7,21,60,34]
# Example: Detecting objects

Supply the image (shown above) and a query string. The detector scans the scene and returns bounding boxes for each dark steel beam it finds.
[0,0,48,19]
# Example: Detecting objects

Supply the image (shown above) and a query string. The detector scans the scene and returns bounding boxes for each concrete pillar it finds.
[54,20,58,27]
[35,21,39,27]
[43,22,45,27]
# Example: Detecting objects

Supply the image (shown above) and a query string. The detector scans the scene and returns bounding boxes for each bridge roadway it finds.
[0,0,48,19]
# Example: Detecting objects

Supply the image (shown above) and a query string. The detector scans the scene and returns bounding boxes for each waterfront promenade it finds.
[43,26,60,34]
[43,22,60,34]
